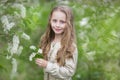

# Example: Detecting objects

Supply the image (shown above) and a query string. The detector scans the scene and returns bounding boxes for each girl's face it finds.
[50,10,66,35]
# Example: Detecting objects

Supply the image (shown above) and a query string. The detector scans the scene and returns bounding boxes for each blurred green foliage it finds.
[0,0,120,80]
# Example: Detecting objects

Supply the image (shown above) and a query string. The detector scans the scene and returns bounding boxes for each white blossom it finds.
[57,0,70,5]
[6,22,15,30]
[11,35,20,54]
[6,54,12,59]
[78,31,86,40]
[4,22,15,33]
[11,58,17,79]
[12,3,26,18]
[14,11,20,18]
[1,15,9,24]
[29,52,36,61]
[81,37,89,52]
[82,43,88,52]
[17,46,23,56]
[7,35,20,55]
[20,5,26,18]
[30,45,36,50]
[79,17,89,26]
[86,51,96,60]
[109,13,115,17]
[1,15,15,33]
[37,48,42,54]
[21,32,30,40]
[7,43,13,53]
[76,74,81,79]
[29,47,42,61]
[7,43,14,59]
[111,30,118,38]
[0,0,8,3]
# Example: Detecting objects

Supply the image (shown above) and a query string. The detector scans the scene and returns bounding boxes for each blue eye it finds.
[60,20,66,24]
[52,19,57,22]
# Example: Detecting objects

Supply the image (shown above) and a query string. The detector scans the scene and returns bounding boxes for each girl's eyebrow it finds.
[60,20,66,22]
[52,18,66,21]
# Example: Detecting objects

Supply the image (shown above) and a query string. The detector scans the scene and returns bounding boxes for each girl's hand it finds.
[35,58,48,68]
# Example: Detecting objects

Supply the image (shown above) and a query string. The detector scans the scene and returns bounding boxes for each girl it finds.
[35,5,78,80]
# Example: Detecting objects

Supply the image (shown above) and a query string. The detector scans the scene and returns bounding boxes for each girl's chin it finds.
[54,30,63,34]
[54,31,63,35]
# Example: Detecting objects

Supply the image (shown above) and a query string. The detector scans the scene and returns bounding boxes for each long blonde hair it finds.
[40,5,76,66]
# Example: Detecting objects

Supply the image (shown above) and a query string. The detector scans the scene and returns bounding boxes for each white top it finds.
[44,41,78,80]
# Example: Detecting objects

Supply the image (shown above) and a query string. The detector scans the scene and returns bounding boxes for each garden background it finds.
[0,0,120,80]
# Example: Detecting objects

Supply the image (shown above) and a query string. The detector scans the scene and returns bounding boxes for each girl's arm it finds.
[44,47,78,79]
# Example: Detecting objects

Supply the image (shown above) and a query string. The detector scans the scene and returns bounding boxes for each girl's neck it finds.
[53,34,62,43]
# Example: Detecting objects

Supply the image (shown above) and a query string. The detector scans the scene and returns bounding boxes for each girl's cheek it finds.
[61,24,66,28]
[51,23,55,27]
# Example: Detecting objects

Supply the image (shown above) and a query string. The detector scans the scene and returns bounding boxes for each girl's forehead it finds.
[52,10,66,16]
[53,10,66,16]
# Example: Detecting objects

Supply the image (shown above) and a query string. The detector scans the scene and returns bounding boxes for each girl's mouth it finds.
[55,28,61,31]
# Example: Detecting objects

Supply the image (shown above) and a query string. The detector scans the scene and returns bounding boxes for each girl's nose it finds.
[56,22,60,27]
